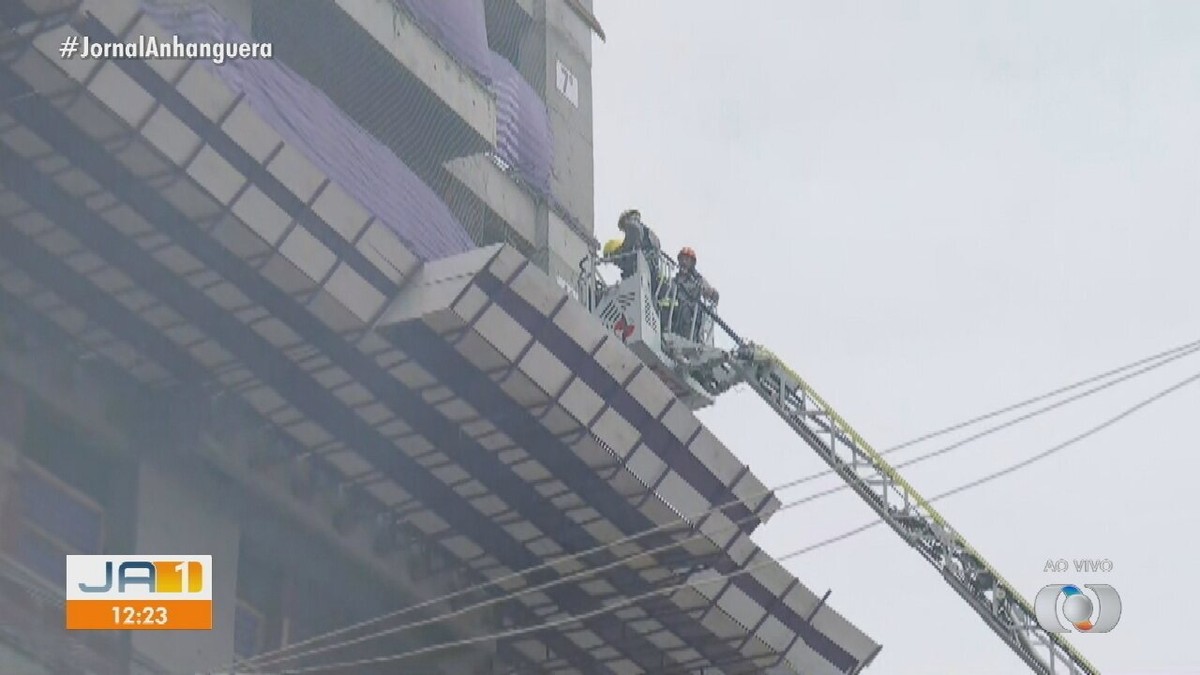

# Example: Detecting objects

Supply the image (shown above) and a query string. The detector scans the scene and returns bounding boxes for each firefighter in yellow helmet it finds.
[612,209,663,295]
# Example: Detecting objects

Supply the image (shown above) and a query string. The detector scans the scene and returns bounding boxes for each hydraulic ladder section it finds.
[726,341,1100,675]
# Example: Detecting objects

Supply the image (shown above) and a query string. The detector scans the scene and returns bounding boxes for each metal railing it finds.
[579,249,723,348]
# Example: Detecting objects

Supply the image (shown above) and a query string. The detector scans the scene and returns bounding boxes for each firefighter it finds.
[669,246,718,339]
[612,209,663,296]
[595,238,624,301]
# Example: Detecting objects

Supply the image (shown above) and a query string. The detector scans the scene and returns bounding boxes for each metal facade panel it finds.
[186,145,244,206]
[356,222,420,284]
[732,473,781,521]
[811,604,883,666]
[229,187,290,247]
[377,249,875,670]
[139,106,200,165]
[279,226,337,284]
[782,581,827,619]
[590,407,640,457]
[450,283,490,324]
[659,398,701,444]
[516,341,572,396]
[696,510,738,550]
[718,584,768,636]
[688,425,748,487]
[786,639,847,675]
[453,330,509,373]
[385,282,473,335]
[483,244,526,285]
[758,615,794,654]
[538,403,583,437]
[472,304,532,362]
[386,326,758,667]
[509,262,567,316]
[491,364,548,404]
[551,296,608,350]
[310,180,371,242]
[174,57,239,123]
[700,606,746,641]
[324,263,386,323]
[623,367,675,419]
[218,97,283,163]
[557,378,606,426]
[624,445,667,488]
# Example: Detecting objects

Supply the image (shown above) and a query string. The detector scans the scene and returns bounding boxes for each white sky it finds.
[592,2,1200,674]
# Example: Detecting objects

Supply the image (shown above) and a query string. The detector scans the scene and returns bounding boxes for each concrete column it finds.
[531,200,553,270]
[547,208,592,303]
[517,0,596,236]
[130,460,240,673]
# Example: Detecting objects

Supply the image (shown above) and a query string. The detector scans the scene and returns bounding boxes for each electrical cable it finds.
[245,344,1198,671]
[237,342,1200,673]
[858,336,1200,455]
[263,365,1200,673]
[238,338,1200,672]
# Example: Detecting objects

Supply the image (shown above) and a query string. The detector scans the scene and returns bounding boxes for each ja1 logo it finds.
[65,555,212,631]
[1034,584,1121,633]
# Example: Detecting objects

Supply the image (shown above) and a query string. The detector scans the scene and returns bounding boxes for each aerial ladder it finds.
[576,248,1100,675]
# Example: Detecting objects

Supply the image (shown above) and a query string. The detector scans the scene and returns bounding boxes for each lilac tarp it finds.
[489,51,555,196]
[398,0,492,83]
[142,1,477,262]
[393,0,559,196]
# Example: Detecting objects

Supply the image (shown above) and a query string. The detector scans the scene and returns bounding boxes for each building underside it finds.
[0,0,881,673]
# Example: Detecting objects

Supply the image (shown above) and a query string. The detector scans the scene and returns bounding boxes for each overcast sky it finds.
[592,2,1200,673]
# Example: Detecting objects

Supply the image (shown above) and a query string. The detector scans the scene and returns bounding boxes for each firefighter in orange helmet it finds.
[668,246,718,339]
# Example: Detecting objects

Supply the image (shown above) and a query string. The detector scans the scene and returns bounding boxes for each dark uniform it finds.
[668,247,718,340]
[614,210,663,297]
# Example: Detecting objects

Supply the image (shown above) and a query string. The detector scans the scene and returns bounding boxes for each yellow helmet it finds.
[602,238,623,257]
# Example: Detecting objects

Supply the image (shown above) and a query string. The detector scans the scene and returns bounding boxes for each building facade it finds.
[0,0,880,673]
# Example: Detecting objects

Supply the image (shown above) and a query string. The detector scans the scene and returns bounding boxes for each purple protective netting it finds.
[489,51,554,197]
[141,1,477,262]
[398,0,492,83]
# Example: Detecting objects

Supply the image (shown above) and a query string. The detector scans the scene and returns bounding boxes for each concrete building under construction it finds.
[0,0,882,673]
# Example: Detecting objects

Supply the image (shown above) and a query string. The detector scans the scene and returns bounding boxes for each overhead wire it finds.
[858,336,1200,454]
[242,335,1200,671]
[246,344,1200,671]
[236,338,1200,673]
[260,365,1200,673]
[239,338,1200,672]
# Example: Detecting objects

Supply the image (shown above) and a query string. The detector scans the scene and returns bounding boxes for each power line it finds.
[243,348,1200,667]
[269,366,1200,673]
[238,338,1200,672]
[246,345,1199,671]
[864,337,1200,455]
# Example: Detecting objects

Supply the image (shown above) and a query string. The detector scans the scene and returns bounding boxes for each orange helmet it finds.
[678,246,697,262]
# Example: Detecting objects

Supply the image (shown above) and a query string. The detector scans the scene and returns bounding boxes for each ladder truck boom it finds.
[581,250,1100,674]
[732,343,1099,675]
